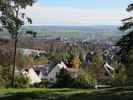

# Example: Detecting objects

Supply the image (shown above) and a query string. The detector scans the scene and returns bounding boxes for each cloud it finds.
[25,3,130,25]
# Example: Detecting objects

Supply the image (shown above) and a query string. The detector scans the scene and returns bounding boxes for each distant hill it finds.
[0,25,124,40]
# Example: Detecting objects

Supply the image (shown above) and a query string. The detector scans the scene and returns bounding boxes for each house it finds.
[33,61,81,82]
[20,61,82,85]
[19,48,47,57]
[22,67,41,85]
[20,61,68,85]
[47,61,67,82]
[19,61,114,87]
[33,63,54,80]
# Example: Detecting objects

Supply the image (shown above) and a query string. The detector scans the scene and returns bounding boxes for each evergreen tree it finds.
[55,68,74,88]
[116,3,133,80]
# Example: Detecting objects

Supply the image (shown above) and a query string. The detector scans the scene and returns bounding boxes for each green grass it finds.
[0,88,95,100]
[0,88,95,95]
[1,87,133,100]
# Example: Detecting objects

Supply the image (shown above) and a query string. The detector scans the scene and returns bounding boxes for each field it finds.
[0,25,123,40]
[0,87,133,100]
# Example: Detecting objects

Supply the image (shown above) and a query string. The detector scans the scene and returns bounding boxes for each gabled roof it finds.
[33,63,55,75]
[22,67,41,85]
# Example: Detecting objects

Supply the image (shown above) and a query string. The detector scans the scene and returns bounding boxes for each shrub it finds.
[14,74,29,88]
[0,65,12,88]
[31,80,48,88]
[54,68,74,88]
[54,68,96,88]
[111,64,128,86]
[72,69,96,88]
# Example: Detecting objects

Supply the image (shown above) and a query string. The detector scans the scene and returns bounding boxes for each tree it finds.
[16,52,34,70]
[0,0,36,87]
[71,57,81,69]
[72,69,96,88]
[91,48,103,66]
[48,52,64,64]
[113,63,127,86]
[116,3,133,80]
[55,68,74,88]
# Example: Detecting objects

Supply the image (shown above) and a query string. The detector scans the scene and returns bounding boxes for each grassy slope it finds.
[0,88,95,100]
[0,88,95,95]
[0,87,133,100]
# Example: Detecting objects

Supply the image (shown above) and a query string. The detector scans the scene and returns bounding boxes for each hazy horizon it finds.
[24,0,132,26]
[25,24,120,27]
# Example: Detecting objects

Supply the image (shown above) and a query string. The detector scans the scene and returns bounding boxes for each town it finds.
[0,0,133,100]
[0,35,121,88]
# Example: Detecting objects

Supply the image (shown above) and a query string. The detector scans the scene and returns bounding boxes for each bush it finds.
[14,74,29,88]
[54,68,96,88]
[31,80,49,88]
[72,78,89,88]
[111,64,128,86]
[54,68,74,88]
[0,65,12,88]
[72,69,96,88]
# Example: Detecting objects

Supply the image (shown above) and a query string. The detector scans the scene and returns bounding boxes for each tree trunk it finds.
[11,37,18,87]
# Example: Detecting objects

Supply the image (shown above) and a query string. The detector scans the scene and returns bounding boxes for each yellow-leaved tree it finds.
[71,57,81,69]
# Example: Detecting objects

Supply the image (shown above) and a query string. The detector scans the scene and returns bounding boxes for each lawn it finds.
[0,88,95,95]
[0,87,133,100]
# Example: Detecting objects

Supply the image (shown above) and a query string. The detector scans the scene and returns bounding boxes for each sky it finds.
[25,0,133,26]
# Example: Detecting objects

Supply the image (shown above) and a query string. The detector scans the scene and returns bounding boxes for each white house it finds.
[22,67,41,85]
[19,48,47,57]
[21,62,68,84]
[47,61,67,82]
